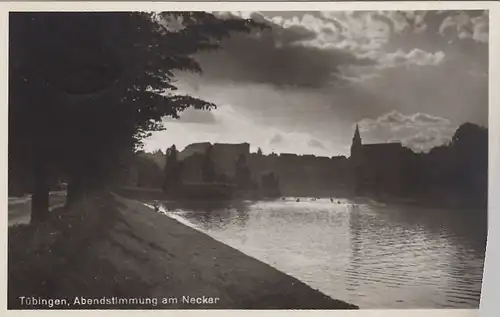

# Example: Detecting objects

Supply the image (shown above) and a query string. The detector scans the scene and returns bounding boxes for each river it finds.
[156,197,486,309]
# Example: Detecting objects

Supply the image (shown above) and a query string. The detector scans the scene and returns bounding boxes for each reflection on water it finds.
[158,198,486,308]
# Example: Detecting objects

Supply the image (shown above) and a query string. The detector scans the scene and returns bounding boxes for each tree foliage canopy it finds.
[9,11,265,220]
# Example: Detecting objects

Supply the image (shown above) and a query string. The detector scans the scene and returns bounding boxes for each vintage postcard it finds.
[2,1,498,316]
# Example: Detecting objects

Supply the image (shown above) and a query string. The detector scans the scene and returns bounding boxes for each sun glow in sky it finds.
[143,10,488,156]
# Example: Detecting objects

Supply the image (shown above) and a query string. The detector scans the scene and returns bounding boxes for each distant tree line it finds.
[410,122,488,208]
[123,122,487,208]
[131,151,164,188]
[355,122,488,208]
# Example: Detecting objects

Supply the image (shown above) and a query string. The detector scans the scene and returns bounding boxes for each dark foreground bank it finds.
[8,192,357,309]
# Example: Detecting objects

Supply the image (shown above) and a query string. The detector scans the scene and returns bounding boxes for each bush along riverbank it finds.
[8,192,358,309]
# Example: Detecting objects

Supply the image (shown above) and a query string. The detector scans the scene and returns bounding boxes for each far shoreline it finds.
[114,186,487,211]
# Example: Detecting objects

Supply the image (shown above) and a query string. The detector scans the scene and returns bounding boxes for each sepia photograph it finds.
[6,5,489,311]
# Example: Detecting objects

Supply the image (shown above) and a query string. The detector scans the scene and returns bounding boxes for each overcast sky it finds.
[143,10,488,156]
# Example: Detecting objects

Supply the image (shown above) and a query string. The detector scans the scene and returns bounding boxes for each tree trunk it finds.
[66,173,87,208]
[30,153,49,224]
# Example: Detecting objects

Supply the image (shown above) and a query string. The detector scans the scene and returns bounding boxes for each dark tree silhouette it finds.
[450,123,488,207]
[202,145,216,183]
[400,122,488,208]
[149,149,166,169]
[257,147,263,155]
[9,12,265,223]
[133,151,164,188]
[163,145,181,194]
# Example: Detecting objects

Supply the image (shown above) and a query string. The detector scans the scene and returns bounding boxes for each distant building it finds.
[180,153,205,183]
[176,141,350,196]
[349,124,414,196]
[178,142,211,160]
[212,143,250,179]
[178,142,250,183]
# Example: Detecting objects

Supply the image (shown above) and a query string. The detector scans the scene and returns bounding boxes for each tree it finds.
[163,145,181,193]
[257,147,263,156]
[412,122,488,208]
[133,151,164,188]
[150,149,166,169]
[9,12,265,223]
[202,145,216,183]
[450,123,488,206]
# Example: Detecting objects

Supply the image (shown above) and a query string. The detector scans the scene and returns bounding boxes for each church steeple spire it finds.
[353,124,361,143]
[350,124,362,158]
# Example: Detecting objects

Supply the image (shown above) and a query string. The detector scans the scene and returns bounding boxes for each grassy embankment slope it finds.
[8,192,67,226]
[8,192,358,309]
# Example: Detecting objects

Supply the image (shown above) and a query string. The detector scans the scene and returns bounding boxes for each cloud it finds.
[358,110,451,132]
[286,11,394,58]
[195,10,487,87]
[144,104,341,157]
[412,113,451,124]
[339,47,446,84]
[438,10,488,43]
[317,11,480,54]
[353,10,489,44]
[319,11,399,48]
[270,133,283,144]
[265,132,338,156]
[344,55,488,126]
[356,111,455,152]
[402,127,453,152]
[174,108,217,124]
[471,12,489,43]
[308,138,326,150]
[144,11,487,156]
[196,11,376,88]
[379,48,445,67]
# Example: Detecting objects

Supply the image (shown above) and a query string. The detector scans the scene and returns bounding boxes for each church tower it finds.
[350,124,364,195]
[350,124,362,159]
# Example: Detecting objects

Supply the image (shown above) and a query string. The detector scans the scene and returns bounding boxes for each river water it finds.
[157,197,486,309]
